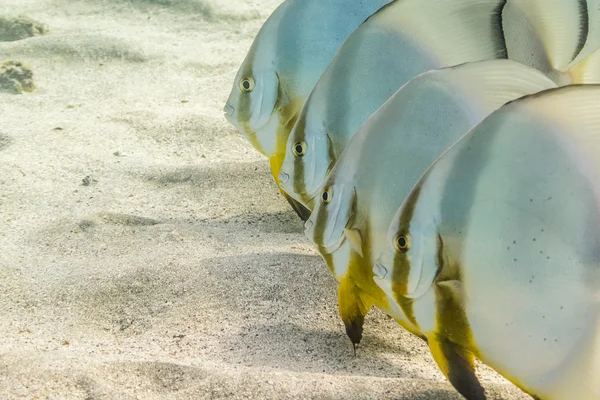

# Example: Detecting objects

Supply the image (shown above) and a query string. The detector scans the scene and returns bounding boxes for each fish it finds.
[223,0,391,220]
[502,0,600,84]
[279,0,600,215]
[374,85,600,400]
[303,59,557,347]
[279,0,508,211]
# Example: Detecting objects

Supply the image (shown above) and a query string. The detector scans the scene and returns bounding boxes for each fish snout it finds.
[304,218,315,241]
[373,263,388,280]
[304,218,314,231]
[278,170,290,186]
[223,104,235,119]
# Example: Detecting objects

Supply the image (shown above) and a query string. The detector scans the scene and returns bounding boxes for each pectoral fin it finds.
[338,277,373,347]
[343,228,363,257]
[428,335,486,400]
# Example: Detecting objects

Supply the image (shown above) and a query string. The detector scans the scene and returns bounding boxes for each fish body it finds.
[375,85,600,399]
[279,0,508,210]
[304,60,556,346]
[223,0,391,219]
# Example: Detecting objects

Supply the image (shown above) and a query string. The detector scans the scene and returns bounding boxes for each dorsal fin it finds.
[429,59,557,113]
[521,85,600,134]
[570,0,600,67]
[508,85,600,181]
[376,0,507,64]
[502,0,590,83]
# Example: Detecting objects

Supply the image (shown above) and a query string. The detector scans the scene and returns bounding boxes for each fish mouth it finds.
[278,169,312,206]
[373,250,394,285]
[223,104,235,120]
[372,260,394,299]
[278,170,290,185]
[304,218,314,232]
[373,263,388,280]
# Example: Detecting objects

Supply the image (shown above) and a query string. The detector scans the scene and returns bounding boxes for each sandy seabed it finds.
[0,1,532,398]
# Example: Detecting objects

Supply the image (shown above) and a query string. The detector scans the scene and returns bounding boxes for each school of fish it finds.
[224,1,600,399]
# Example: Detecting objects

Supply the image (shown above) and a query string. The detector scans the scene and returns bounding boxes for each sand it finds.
[0,1,531,398]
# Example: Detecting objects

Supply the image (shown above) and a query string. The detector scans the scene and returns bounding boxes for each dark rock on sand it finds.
[0,16,47,42]
[0,60,34,93]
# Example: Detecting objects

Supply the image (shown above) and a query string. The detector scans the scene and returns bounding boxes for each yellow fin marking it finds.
[338,277,373,345]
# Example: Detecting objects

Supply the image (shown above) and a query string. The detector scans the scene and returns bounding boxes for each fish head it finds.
[224,59,281,155]
[374,186,441,301]
[279,107,335,209]
[304,176,356,256]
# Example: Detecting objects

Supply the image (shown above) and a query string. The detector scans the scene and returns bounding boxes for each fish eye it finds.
[394,233,411,252]
[292,141,307,157]
[321,187,332,204]
[239,77,255,92]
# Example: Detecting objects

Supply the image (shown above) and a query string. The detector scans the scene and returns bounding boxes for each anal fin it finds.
[281,189,311,221]
[270,152,312,222]
[338,277,373,347]
[428,335,486,400]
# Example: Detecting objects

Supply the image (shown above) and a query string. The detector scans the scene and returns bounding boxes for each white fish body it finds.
[459,88,600,399]
[304,59,556,345]
[279,0,508,209]
[376,85,600,399]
